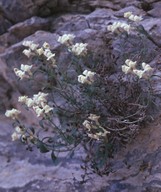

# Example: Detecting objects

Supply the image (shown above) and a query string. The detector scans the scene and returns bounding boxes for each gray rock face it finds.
[1,0,161,191]
[0,117,110,192]
[0,0,49,23]
[0,0,151,35]
[148,1,161,17]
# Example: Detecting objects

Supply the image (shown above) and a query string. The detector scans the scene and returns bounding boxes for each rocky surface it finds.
[1,0,161,191]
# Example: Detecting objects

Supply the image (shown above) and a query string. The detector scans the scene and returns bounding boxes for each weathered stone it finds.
[9,16,51,44]
[115,6,145,17]
[0,16,51,48]
[51,14,90,33]
[141,18,161,47]
[0,0,48,23]
[0,15,12,35]
[0,117,110,192]
[86,8,114,30]
[148,1,161,17]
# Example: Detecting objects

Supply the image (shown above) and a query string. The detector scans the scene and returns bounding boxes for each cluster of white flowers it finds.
[124,12,143,22]
[5,108,21,120]
[22,41,39,58]
[122,59,154,79]
[11,126,24,141]
[107,21,131,34]
[22,41,56,66]
[18,92,53,117]
[122,59,137,74]
[23,40,39,50]
[43,49,56,61]
[83,114,110,140]
[70,43,88,56]
[78,70,96,85]
[14,64,32,80]
[58,34,75,46]
[57,34,88,56]
[133,62,154,79]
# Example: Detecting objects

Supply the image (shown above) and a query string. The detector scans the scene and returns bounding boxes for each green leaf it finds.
[36,140,49,153]
[51,151,57,161]
[51,151,59,165]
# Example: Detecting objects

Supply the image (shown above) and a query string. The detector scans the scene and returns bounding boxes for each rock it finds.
[0,15,12,35]
[8,16,51,45]
[0,117,110,192]
[51,14,90,33]
[141,18,161,47]
[0,16,51,48]
[86,8,114,30]
[148,1,161,17]
[0,0,50,23]
[115,6,146,17]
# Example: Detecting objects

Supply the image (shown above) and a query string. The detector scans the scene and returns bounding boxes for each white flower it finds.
[71,43,88,56]
[142,62,153,72]
[22,40,39,50]
[83,120,92,130]
[33,106,44,117]
[88,114,100,123]
[43,104,53,114]
[83,70,95,82]
[20,64,32,75]
[129,15,142,22]
[124,11,132,18]
[78,75,88,84]
[125,59,137,69]
[11,132,21,141]
[18,95,29,103]
[122,59,137,74]
[97,130,110,137]
[43,42,50,49]
[107,22,131,34]
[87,129,110,140]
[23,49,32,58]
[33,92,48,105]
[14,68,28,79]
[22,40,33,47]
[5,108,21,120]
[78,70,96,85]
[83,114,110,140]
[33,103,52,117]
[133,69,145,78]
[142,62,154,78]
[15,126,24,134]
[29,43,39,51]
[133,63,154,79]
[36,47,44,56]
[43,49,55,61]
[124,12,142,22]
[122,65,131,74]
[58,34,75,46]
[25,98,35,107]
[87,133,100,140]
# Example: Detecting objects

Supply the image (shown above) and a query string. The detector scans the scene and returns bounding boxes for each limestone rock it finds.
[0,15,12,35]
[8,16,51,45]
[0,0,51,23]
[148,1,161,17]
[141,18,161,47]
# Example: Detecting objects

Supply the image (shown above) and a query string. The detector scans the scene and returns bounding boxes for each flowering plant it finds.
[5,12,160,176]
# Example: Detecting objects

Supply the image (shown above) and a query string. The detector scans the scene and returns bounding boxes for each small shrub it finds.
[5,12,161,175]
